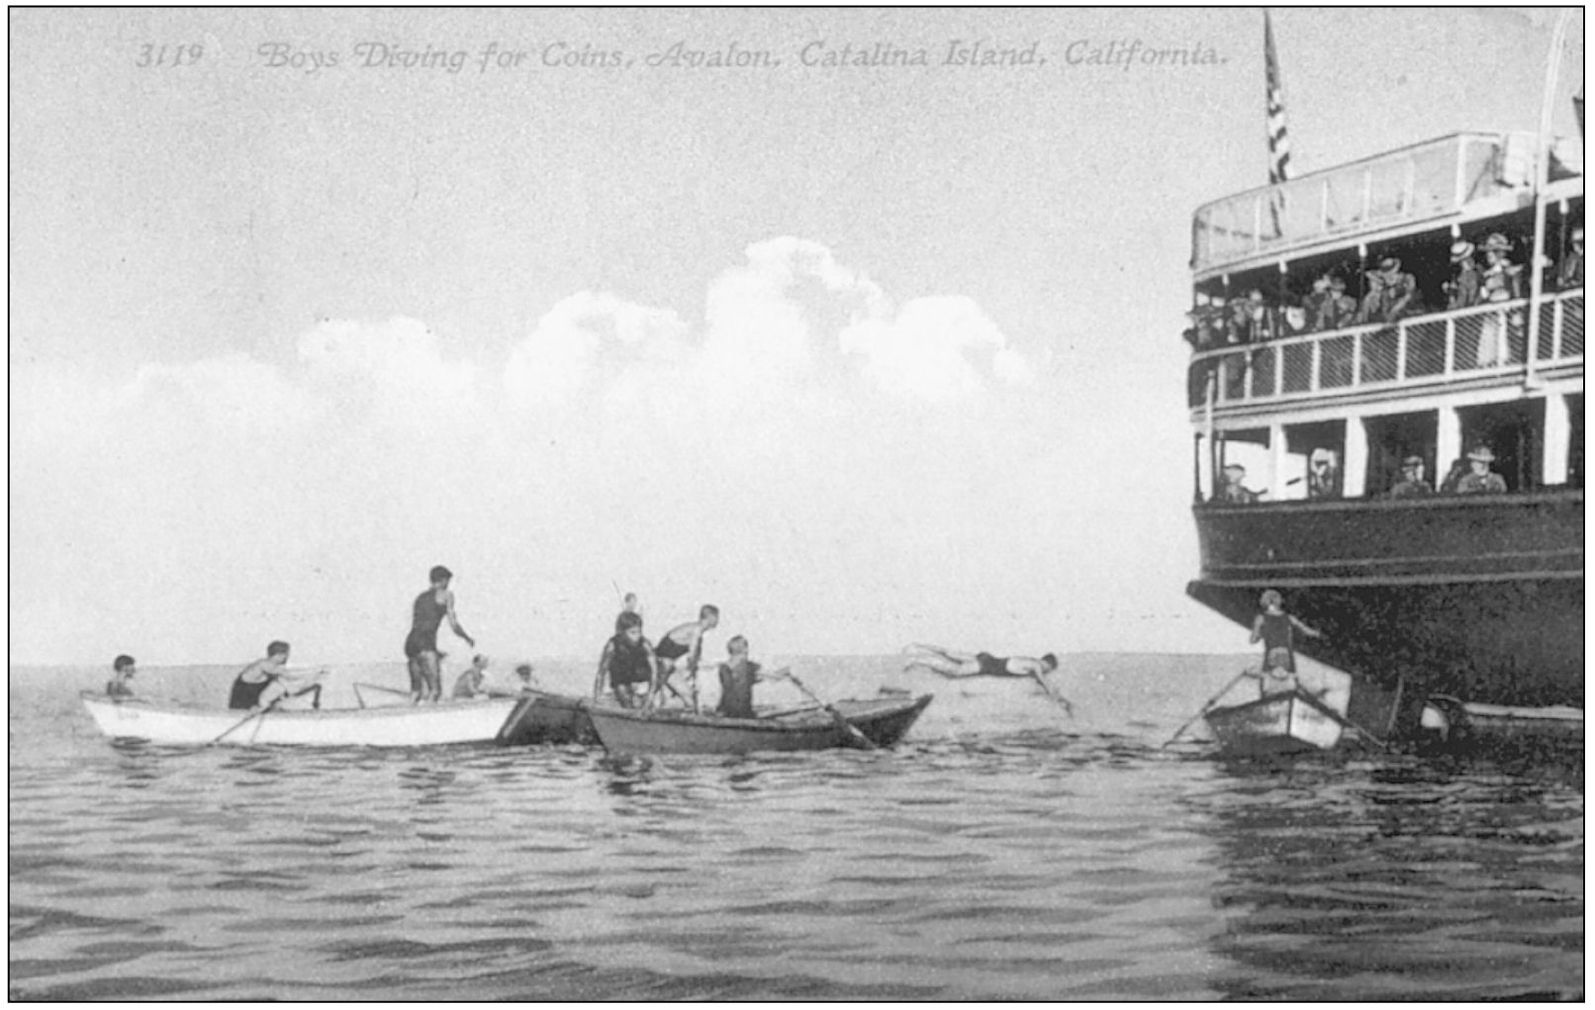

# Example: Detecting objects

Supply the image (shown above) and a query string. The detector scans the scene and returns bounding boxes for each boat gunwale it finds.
[586,694,932,734]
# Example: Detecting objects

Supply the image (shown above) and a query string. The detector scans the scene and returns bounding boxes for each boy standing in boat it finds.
[405,565,475,704]
[654,604,719,711]
[1249,590,1323,674]
[715,635,785,719]
[595,611,658,708]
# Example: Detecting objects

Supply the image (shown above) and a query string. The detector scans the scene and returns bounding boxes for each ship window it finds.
[1363,410,1437,497]
[1453,400,1545,491]
[1281,420,1344,501]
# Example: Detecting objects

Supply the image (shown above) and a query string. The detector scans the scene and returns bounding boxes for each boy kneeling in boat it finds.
[716,636,786,719]
[595,612,658,709]
[228,640,327,710]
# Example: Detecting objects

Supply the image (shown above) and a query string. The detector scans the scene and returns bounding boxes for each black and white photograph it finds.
[8,7,1584,1001]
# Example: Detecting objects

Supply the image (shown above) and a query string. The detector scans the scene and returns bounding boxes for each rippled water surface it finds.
[9,655,1583,1000]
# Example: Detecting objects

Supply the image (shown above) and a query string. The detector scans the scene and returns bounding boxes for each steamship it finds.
[1184,128,1584,731]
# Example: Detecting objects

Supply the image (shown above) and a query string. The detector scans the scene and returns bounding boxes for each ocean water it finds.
[8,654,1583,1001]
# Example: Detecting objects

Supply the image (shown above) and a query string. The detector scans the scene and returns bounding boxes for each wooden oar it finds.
[356,682,411,698]
[210,696,283,746]
[783,672,877,751]
[1297,692,1394,752]
[1163,669,1252,747]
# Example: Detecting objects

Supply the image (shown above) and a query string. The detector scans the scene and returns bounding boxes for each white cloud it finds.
[298,316,475,424]
[505,292,689,407]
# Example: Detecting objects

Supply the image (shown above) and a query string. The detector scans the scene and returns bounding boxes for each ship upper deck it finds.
[1192,132,1584,278]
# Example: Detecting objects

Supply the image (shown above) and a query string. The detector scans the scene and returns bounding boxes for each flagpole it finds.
[1524,9,1574,389]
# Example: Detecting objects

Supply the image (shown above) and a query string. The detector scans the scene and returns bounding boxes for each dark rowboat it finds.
[587,693,933,754]
[495,691,597,745]
[1203,689,1344,756]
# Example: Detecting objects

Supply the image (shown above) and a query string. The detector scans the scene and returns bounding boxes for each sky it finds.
[8,8,1585,665]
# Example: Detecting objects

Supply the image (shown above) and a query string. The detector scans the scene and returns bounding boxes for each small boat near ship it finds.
[1203,689,1346,756]
[81,692,521,747]
[1420,694,1584,748]
[495,690,597,745]
[586,693,933,755]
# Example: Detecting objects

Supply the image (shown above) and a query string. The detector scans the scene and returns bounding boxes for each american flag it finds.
[1265,10,1291,184]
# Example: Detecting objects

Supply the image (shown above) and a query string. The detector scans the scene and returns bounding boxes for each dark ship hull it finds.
[1188,489,1583,710]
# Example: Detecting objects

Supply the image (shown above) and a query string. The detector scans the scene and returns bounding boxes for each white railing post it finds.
[1396,318,1409,381]
[1496,307,1509,367]
[1351,332,1364,387]
[1542,391,1570,485]
[1444,316,1456,374]
[1343,415,1369,497]
[1552,295,1563,361]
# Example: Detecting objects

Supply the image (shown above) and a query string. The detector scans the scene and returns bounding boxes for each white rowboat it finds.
[81,692,521,747]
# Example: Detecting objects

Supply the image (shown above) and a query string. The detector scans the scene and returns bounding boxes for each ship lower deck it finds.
[1190,489,1584,710]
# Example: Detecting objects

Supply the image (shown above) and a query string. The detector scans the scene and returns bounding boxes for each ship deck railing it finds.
[1191,132,1547,275]
[1187,289,1584,409]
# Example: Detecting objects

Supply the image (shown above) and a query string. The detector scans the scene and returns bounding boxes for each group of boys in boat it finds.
[106,564,1079,718]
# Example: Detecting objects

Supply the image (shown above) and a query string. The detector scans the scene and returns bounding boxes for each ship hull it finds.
[1189,489,1584,710]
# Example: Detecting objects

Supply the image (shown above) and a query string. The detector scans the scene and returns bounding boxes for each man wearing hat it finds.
[1306,272,1357,332]
[1444,240,1480,310]
[1361,255,1417,324]
[1215,463,1259,504]
[1388,454,1433,498]
[1455,446,1507,495]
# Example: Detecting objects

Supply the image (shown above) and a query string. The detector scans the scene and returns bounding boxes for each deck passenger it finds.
[1306,448,1340,499]
[1556,226,1583,291]
[716,636,783,719]
[1215,463,1260,504]
[451,654,491,700]
[106,654,137,698]
[1444,240,1481,310]
[594,611,657,709]
[1360,257,1417,324]
[901,644,1071,713]
[654,605,720,711]
[1476,233,1524,367]
[1454,446,1507,494]
[1387,455,1433,498]
[228,641,326,711]
[1248,590,1323,674]
[405,565,475,704]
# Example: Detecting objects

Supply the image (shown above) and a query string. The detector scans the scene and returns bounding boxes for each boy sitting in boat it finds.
[654,604,720,711]
[716,635,786,719]
[106,654,137,698]
[451,654,491,700]
[228,641,327,711]
[595,611,658,709]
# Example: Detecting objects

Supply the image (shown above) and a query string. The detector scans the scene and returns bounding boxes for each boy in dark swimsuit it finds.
[594,611,658,708]
[228,641,326,710]
[106,654,137,698]
[405,565,475,703]
[716,635,786,718]
[654,604,719,712]
[1248,589,1323,674]
[901,643,1072,714]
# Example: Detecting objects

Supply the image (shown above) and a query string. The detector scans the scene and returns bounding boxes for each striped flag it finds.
[1265,10,1291,184]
